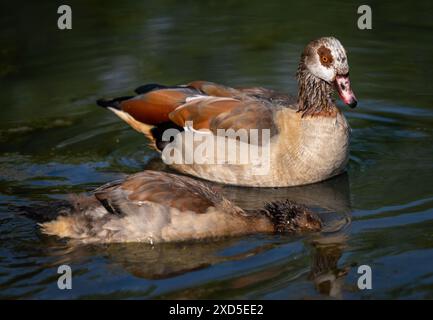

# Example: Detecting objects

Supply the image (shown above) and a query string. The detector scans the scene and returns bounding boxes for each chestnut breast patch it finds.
[317,45,333,68]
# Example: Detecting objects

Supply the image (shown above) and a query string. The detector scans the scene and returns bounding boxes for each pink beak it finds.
[334,74,357,108]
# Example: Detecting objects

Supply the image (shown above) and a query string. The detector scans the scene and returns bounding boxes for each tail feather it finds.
[39,216,78,238]
[96,96,134,110]
[39,195,111,240]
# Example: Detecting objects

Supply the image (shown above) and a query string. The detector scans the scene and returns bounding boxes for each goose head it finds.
[298,37,357,111]
[263,200,322,233]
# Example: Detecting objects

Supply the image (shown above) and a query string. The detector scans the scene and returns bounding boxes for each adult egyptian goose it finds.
[97,37,357,187]
[40,171,321,243]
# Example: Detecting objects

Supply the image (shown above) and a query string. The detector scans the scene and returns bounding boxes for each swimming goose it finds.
[97,36,357,187]
[40,170,321,243]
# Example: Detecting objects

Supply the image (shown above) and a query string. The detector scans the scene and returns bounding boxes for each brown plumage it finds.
[40,171,321,243]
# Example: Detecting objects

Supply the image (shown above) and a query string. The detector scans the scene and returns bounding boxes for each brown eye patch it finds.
[317,45,333,67]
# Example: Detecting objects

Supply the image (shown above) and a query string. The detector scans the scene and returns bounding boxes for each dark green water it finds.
[1,0,432,299]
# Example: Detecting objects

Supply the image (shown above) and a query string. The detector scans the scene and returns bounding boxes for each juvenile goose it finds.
[97,36,357,187]
[40,171,321,243]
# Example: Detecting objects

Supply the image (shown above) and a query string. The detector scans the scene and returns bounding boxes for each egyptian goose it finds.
[97,37,357,187]
[40,170,321,243]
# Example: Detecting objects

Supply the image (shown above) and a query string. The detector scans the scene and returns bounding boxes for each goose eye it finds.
[321,56,328,63]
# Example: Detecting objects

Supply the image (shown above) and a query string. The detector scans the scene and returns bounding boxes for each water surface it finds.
[1,0,432,299]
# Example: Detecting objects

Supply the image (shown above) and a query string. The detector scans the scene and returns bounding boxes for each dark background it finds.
[0,0,432,299]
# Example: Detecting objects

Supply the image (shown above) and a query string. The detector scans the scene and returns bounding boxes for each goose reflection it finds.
[308,233,349,299]
[37,171,352,298]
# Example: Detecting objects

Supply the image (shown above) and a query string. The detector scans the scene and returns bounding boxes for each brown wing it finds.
[169,97,279,139]
[94,171,221,215]
[98,81,284,144]
[118,87,199,125]
[98,82,244,127]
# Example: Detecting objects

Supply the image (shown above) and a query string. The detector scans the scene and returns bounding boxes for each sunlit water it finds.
[0,1,432,299]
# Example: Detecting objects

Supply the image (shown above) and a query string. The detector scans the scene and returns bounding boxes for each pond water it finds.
[0,0,432,299]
